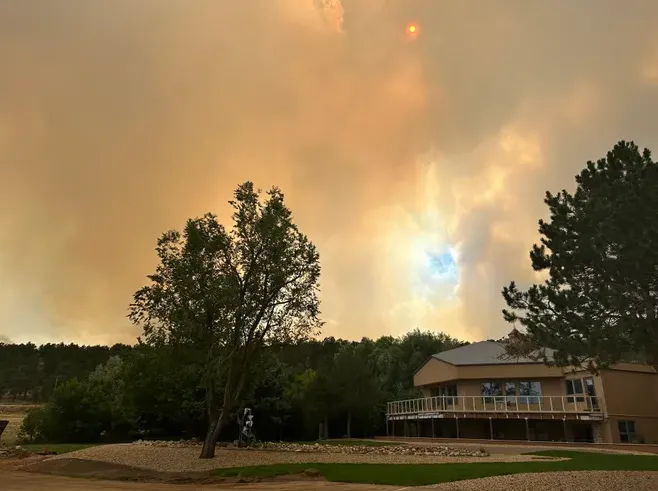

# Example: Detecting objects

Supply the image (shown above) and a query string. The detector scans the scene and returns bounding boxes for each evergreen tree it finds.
[503,141,658,371]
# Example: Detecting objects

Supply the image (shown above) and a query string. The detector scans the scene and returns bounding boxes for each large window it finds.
[504,382,516,404]
[430,384,457,409]
[519,381,542,404]
[481,381,502,403]
[618,420,637,443]
[430,384,457,397]
[583,377,596,396]
[566,379,585,403]
[583,377,599,409]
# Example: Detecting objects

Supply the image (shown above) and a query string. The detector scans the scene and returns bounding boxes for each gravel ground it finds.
[52,444,545,473]
[424,470,658,491]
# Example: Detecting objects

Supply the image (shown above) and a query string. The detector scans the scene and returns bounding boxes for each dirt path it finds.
[3,471,396,491]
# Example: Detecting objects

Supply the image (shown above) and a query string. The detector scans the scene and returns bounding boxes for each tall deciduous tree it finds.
[502,141,658,371]
[129,182,321,458]
[331,343,381,438]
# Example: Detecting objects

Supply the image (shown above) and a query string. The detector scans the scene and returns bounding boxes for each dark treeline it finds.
[0,342,132,401]
[7,330,465,443]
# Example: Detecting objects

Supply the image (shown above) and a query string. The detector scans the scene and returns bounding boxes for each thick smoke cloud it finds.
[1,0,657,344]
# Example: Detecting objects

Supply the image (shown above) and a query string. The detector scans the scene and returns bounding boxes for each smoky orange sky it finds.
[1,0,657,345]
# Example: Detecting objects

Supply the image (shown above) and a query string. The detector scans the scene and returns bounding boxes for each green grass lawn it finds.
[212,451,658,486]
[19,443,101,455]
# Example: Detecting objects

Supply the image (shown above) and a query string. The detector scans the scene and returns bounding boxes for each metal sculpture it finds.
[237,407,255,446]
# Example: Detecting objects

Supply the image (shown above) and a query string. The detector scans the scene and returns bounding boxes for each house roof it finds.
[433,341,554,366]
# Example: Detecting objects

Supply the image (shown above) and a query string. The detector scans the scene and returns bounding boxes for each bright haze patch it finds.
[1,0,658,345]
[427,250,458,281]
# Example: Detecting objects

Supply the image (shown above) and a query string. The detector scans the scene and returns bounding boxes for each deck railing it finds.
[386,395,603,417]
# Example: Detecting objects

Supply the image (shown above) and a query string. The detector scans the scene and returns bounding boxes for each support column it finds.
[431,417,435,438]
[592,423,603,443]
[563,418,568,442]
[489,417,494,440]
[456,417,460,439]
[386,419,389,437]
[392,420,395,437]
[525,418,530,441]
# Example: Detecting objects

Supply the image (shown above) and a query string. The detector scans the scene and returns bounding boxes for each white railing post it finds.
[550,397,554,412]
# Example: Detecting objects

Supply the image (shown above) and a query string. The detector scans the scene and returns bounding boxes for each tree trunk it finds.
[324,415,329,440]
[346,411,352,439]
[200,408,226,458]
[200,356,249,459]
[318,421,323,441]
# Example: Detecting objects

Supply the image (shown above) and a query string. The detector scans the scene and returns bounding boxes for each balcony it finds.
[386,395,604,420]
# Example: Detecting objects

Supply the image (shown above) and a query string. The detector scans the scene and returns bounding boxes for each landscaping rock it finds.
[130,439,490,457]
[252,441,489,457]
[0,444,31,459]
[303,467,322,477]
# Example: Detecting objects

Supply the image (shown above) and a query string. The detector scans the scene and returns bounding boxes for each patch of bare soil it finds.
[20,457,323,486]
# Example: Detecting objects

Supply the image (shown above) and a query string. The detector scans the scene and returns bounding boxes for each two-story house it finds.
[386,341,658,444]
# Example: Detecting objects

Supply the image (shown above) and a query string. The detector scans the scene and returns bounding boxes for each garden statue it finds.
[237,407,255,447]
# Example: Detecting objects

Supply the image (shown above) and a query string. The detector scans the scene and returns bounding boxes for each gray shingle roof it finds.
[433,341,554,366]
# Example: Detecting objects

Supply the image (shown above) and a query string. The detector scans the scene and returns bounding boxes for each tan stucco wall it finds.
[456,364,565,380]
[414,358,458,386]
[600,366,658,443]
[601,368,658,417]
[413,359,564,388]
[605,416,658,444]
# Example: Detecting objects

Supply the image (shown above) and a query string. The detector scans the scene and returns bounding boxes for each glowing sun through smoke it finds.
[406,22,420,40]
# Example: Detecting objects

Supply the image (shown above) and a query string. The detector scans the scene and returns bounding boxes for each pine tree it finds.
[502,141,658,371]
